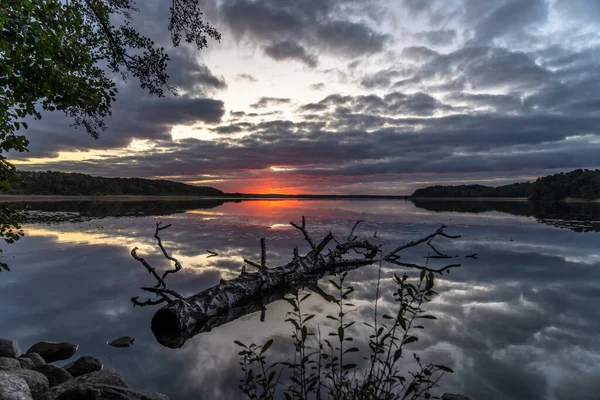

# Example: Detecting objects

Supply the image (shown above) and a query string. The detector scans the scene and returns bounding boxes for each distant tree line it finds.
[411,182,533,198]
[529,169,600,201]
[8,171,224,197]
[411,169,600,202]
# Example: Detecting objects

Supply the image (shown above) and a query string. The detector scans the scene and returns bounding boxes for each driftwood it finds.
[131,218,463,348]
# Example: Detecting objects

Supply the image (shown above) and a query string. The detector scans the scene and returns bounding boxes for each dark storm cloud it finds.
[219,0,389,57]
[236,73,258,82]
[418,29,457,46]
[401,45,552,92]
[401,46,439,62]
[401,0,436,15]
[144,96,225,125]
[447,92,522,112]
[359,69,408,89]
[263,40,318,67]
[167,49,227,92]
[472,0,548,43]
[17,91,225,158]
[250,97,292,109]
[316,20,391,56]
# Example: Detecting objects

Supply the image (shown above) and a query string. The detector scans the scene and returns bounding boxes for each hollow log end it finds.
[151,307,186,348]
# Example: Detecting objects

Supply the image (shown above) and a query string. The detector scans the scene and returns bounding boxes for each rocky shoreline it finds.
[1,338,471,400]
[0,338,168,400]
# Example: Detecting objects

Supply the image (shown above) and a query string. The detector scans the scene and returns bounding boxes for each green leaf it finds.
[393,348,402,362]
[261,339,273,354]
[435,365,454,373]
[402,336,419,345]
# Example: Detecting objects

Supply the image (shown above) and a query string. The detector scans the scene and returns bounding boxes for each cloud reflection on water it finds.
[1,199,599,400]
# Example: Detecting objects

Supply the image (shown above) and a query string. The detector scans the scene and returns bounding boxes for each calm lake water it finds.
[1,199,599,400]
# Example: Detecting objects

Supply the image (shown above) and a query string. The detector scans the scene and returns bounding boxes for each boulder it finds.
[0,372,33,400]
[442,394,472,400]
[63,356,102,377]
[18,358,35,369]
[32,365,73,387]
[26,342,78,363]
[2,370,49,399]
[45,369,129,393]
[0,339,22,358]
[40,384,169,400]
[0,356,22,371]
[107,336,135,348]
[20,353,46,367]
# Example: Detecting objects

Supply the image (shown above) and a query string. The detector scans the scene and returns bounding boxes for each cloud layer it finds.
[13,0,600,194]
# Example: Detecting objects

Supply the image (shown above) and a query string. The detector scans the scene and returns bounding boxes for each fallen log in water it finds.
[131,218,462,347]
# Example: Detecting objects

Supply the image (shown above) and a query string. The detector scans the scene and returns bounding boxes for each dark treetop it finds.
[8,170,224,196]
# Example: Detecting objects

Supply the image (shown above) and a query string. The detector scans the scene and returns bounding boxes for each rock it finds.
[0,356,22,370]
[0,339,23,358]
[40,384,169,400]
[50,369,128,390]
[0,372,33,400]
[32,365,73,387]
[107,336,136,348]
[63,355,102,377]
[2,370,49,399]
[20,353,45,367]
[18,358,35,369]
[442,394,472,400]
[26,342,78,363]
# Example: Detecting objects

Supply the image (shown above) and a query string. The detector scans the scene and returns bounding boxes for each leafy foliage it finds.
[236,269,453,400]
[0,0,219,268]
[8,170,224,196]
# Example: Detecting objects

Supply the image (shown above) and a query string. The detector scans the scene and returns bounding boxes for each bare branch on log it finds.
[206,250,218,258]
[132,218,466,347]
[384,225,461,261]
[290,216,316,251]
[260,238,267,269]
[348,220,364,241]
[129,222,186,306]
[131,248,168,289]
[131,296,166,307]
[154,222,183,282]
[385,259,461,274]
[244,258,263,270]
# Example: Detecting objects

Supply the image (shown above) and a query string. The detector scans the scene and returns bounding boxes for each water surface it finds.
[1,199,599,400]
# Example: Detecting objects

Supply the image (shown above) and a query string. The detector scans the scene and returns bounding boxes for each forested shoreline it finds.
[411,169,600,202]
[7,171,224,197]
[5,169,600,202]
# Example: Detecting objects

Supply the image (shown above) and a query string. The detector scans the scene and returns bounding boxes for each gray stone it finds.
[0,339,22,358]
[0,357,21,371]
[49,369,129,391]
[32,365,73,387]
[63,356,102,377]
[442,394,472,400]
[18,358,35,369]
[20,353,45,367]
[26,342,78,363]
[40,384,169,400]
[2,370,49,399]
[107,336,135,348]
[0,372,33,400]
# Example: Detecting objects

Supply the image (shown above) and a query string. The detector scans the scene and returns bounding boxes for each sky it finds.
[13,0,600,195]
